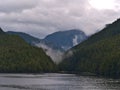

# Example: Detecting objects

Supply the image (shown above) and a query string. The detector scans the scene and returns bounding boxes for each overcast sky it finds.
[0,0,120,38]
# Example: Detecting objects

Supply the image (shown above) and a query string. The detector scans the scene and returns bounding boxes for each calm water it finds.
[0,73,119,90]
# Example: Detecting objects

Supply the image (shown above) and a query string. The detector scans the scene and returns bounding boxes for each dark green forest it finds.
[1,17,120,78]
[59,18,120,78]
[0,28,56,73]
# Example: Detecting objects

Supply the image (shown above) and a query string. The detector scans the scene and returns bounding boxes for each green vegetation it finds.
[59,18,120,78]
[0,28,56,73]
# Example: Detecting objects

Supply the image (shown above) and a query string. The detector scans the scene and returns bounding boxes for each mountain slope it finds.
[7,31,41,45]
[7,29,87,51]
[0,28,55,73]
[7,30,87,63]
[59,18,120,78]
[43,29,87,51]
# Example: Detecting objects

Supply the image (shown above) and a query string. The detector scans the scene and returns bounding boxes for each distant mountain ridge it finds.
[7,29,87,63]
[7,31,41,45]
[43,29,87,51]
[7,29,87,51]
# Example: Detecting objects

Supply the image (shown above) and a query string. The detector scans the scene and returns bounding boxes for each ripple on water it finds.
[0,73,119,90]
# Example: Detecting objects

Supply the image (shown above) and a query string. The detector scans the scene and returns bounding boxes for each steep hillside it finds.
[59,18,120,78]
[0,28,56,73]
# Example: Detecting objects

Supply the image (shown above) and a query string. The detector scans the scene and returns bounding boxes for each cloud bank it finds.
[0,0,120,38]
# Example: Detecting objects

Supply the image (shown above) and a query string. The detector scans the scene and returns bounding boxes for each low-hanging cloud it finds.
[73,35,78,46]
[36,43,64,64]
[0,0,120,38]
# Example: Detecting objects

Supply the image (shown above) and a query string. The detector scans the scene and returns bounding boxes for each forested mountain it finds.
[59,18,120,78]
[0,28,56,73]
[7,30,87,63]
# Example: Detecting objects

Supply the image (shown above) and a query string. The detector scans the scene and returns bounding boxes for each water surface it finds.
[0,73,119,90]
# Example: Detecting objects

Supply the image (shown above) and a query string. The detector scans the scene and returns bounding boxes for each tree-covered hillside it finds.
[0,28,56,73]
[59,18,120,78]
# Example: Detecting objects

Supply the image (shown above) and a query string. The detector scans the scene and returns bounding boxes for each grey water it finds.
[0,73,119,90]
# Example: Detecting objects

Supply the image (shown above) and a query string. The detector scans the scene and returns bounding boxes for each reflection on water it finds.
[0,73,119,90]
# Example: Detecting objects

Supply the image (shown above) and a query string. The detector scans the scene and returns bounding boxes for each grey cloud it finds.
[0,0,39,13]
[0,0,120,38]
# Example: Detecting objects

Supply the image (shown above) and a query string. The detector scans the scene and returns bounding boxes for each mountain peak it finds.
[43,29,87,51]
